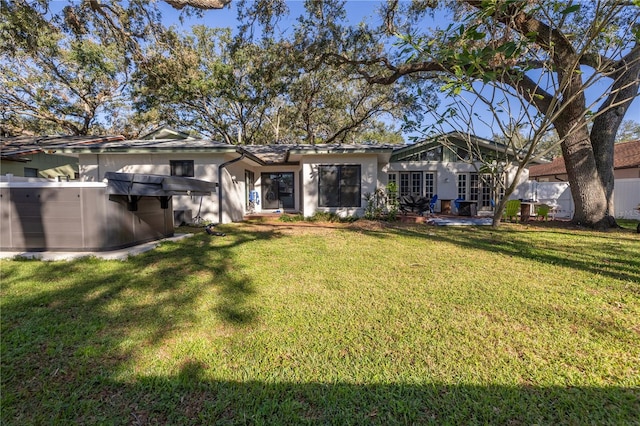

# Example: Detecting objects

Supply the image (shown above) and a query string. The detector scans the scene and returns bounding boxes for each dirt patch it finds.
[188,216,638,236]
[346,220,392,232]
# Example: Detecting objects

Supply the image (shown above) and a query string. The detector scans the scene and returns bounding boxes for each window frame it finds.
[318,164,361,208]
[170,160,194,177]
[424,172,436,199]
[24,167,38,177]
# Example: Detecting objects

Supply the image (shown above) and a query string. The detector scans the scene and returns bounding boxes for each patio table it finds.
[520,201,536,222]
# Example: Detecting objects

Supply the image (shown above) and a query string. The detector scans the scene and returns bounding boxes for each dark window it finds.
[457,174,467,200]
[170,160,194,177]
[399,172,410,197]
[410,172,423,197]
[318,165,361,207]
[422,147,443,161]
[24,167,38,177]
[388,173,397,188]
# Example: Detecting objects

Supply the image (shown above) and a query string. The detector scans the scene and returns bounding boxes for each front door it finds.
[261,172,294,210]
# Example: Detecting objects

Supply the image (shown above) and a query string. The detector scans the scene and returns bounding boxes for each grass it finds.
[2,219,639,424]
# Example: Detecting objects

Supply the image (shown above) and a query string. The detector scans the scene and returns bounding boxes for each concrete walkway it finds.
[426,217,494,226]
[0,233,193,261]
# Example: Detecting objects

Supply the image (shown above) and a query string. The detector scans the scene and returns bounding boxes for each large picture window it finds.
[170,160,194,177]
[318,165,361,207]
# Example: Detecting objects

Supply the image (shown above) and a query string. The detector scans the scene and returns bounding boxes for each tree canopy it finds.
[303,0,639,227]
[1,0,415,144]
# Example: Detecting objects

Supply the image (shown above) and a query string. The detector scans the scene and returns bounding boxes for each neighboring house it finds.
[529,139,640,219]
[529,139,640,181]
[53,131,530,224]
[0,135,124,179]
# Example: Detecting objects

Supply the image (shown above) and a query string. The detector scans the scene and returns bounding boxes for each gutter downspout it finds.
[217,151,246,224]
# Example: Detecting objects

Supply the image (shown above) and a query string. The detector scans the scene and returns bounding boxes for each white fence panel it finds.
[614,178,640,220]
[529,179,640,220]
[533,182,574,219]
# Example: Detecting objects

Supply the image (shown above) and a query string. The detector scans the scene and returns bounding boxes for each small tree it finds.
[411,69,566,226]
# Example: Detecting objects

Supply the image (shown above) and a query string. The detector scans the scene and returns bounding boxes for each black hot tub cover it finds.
[105,172,215,197]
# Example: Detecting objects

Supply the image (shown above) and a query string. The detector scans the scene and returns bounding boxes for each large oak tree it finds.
[327,0,640,228]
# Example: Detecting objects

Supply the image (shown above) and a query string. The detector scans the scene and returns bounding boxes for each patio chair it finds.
[428,194,438,214]
[454,198,464,213]
[504,199,521,222]
[536,203,551,221]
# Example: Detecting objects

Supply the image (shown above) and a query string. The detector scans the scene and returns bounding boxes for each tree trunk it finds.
[590,117,617,217]
[590,45,640,219]
[555,117,608,227]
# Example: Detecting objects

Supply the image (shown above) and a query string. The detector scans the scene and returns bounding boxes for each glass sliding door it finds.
[261,172,295,210]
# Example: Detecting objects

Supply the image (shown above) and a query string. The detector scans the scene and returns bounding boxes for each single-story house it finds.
[46,131,531,224]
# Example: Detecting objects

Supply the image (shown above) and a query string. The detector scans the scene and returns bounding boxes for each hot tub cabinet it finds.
[1,173,213,252]
[0,182,173,251]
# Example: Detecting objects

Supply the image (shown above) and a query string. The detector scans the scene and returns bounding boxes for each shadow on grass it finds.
[2,222,639,424]
[3,359,639,424]
[347,222,640,285]
[0,225,280,381]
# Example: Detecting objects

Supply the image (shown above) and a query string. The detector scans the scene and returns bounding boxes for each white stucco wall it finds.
[388,161,531,200]
[506,165,532,200]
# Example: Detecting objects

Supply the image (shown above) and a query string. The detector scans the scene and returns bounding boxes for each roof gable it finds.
[390,132,511,162]
[140,126,197,140]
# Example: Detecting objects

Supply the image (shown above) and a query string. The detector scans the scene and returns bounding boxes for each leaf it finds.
[483,71,496,83]
[560,4,580,15]
[503,42,518,58]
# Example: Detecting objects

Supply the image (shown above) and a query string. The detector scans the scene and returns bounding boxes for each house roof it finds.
[529,139,640,178]
[140,126,198,140]
[241,144,292,164]
[8,133,514,167]
[57,138,238,153]
[241,143,396,164]
[390,131,512,162]
[0,135,125,160]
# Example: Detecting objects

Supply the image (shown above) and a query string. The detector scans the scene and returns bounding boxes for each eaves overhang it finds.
[391,131,514,162]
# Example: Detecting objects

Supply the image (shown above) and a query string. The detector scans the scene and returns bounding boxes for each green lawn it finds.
[2,220,639,425]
